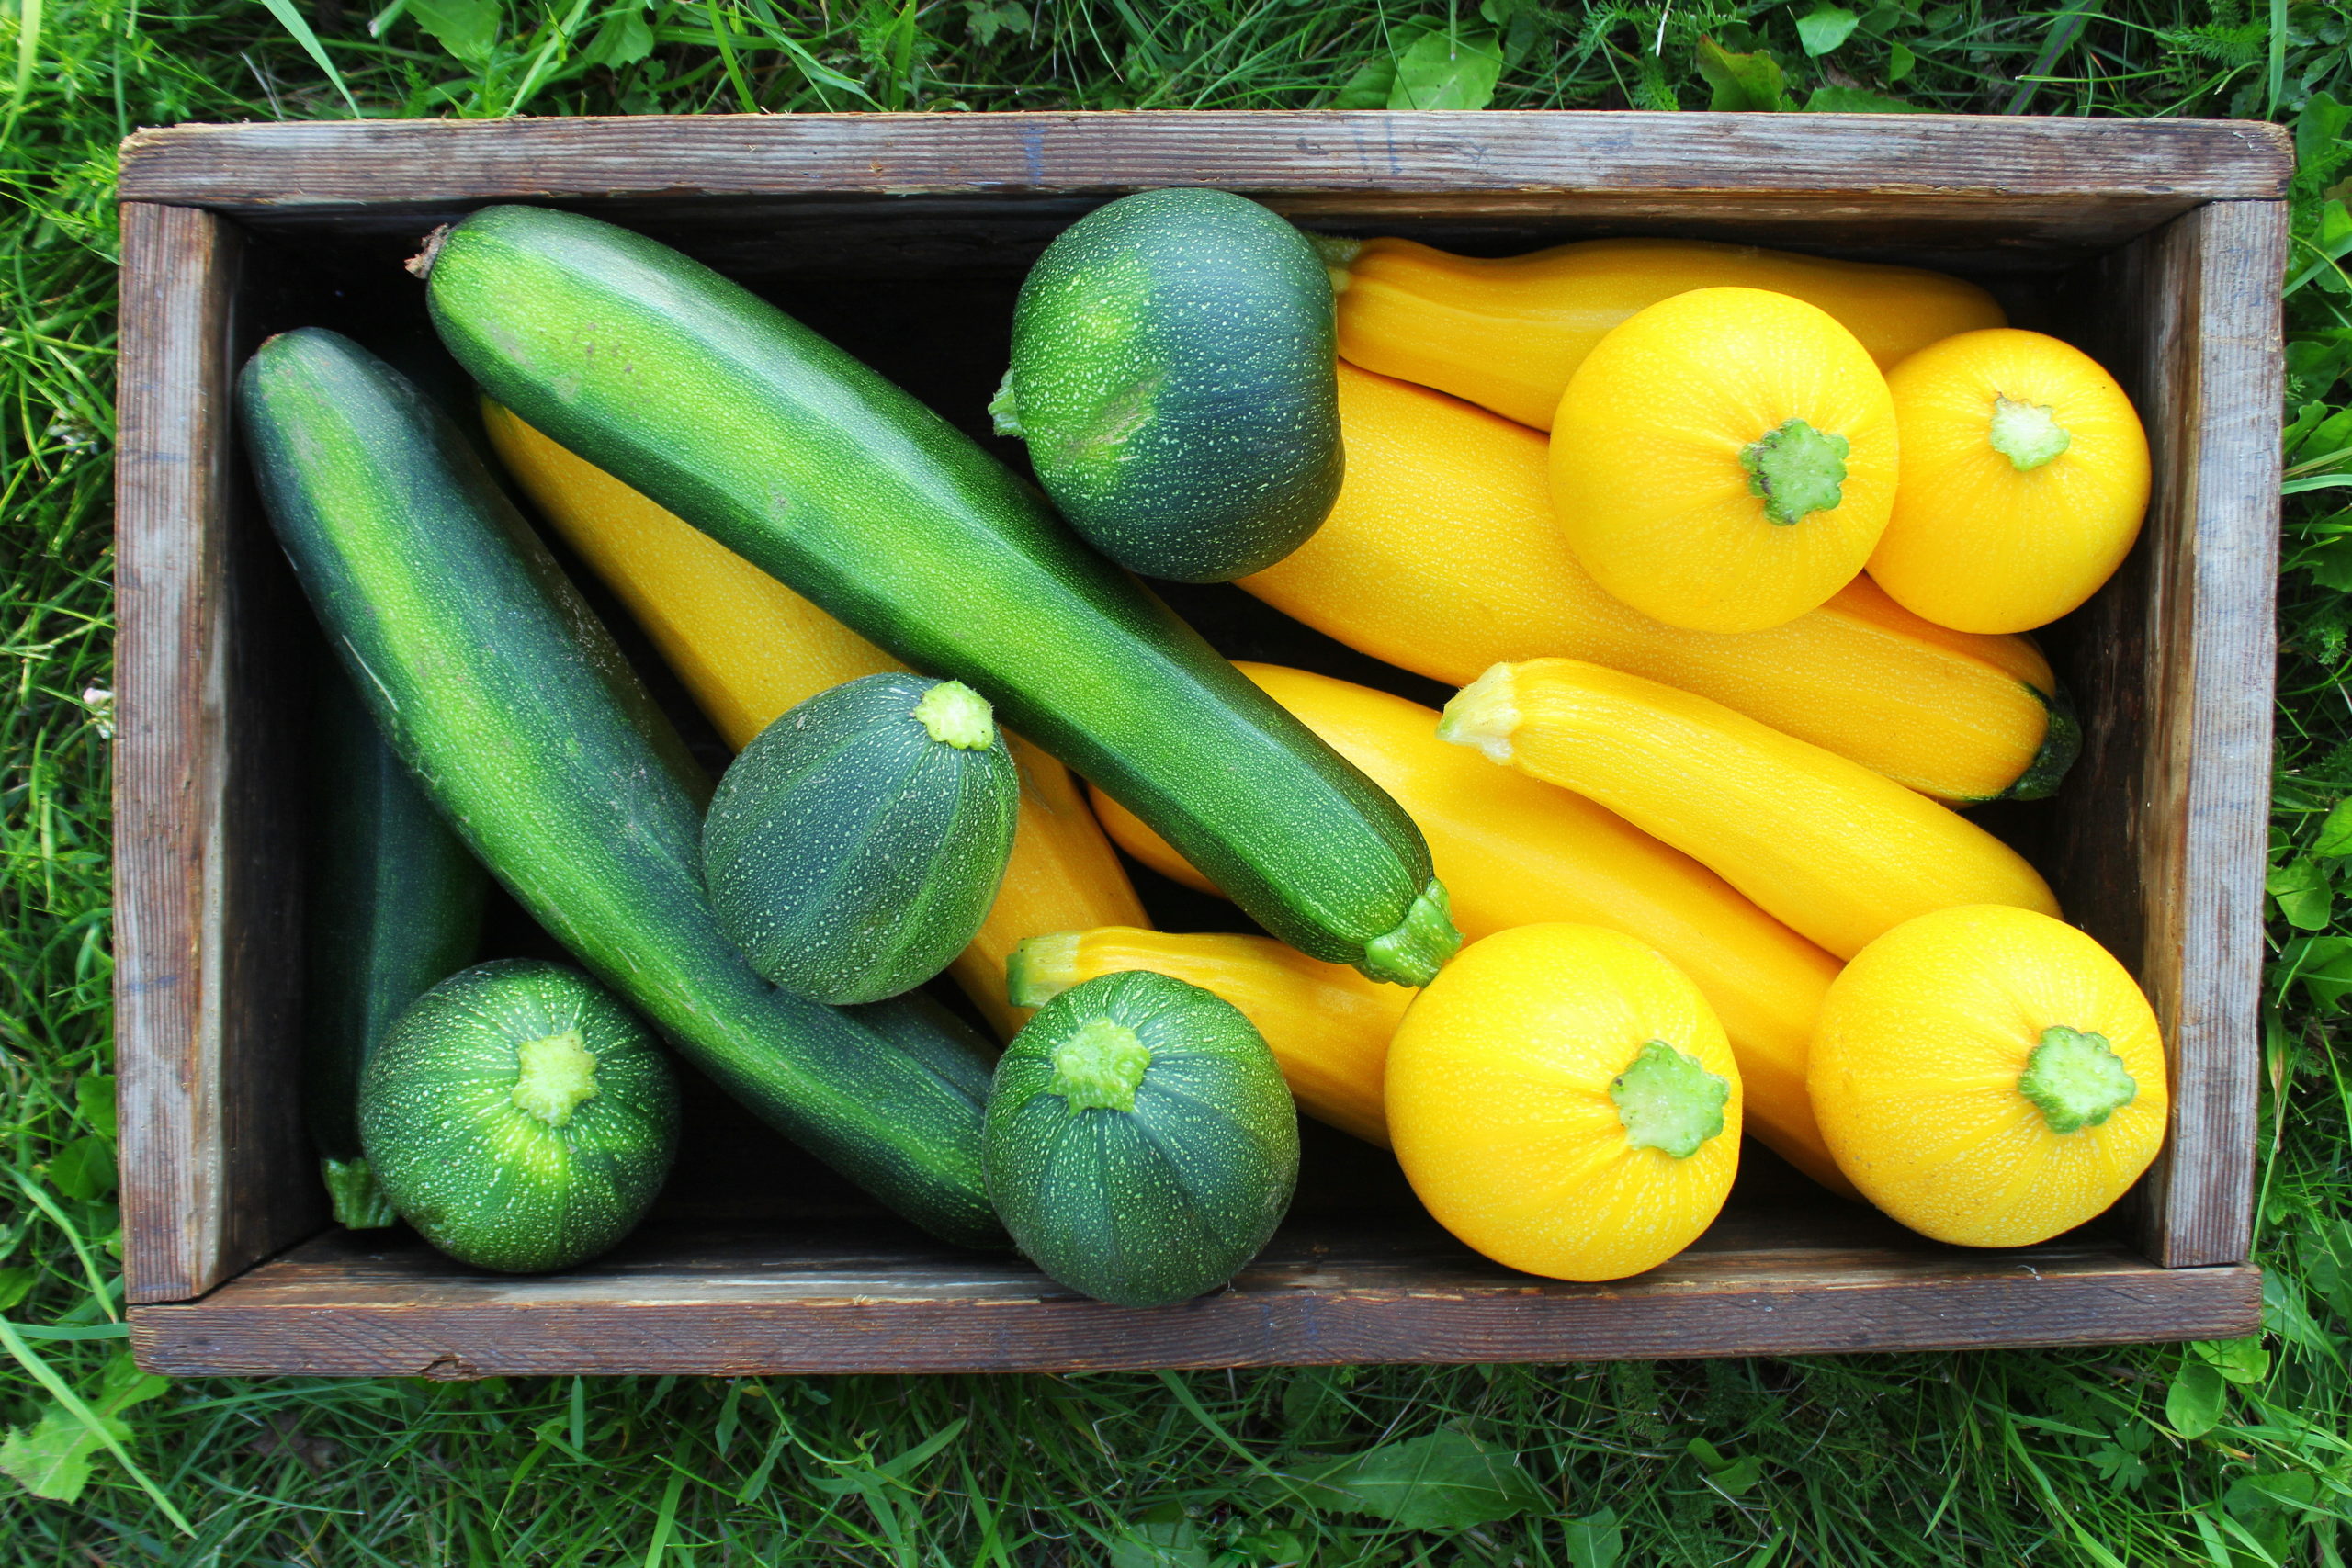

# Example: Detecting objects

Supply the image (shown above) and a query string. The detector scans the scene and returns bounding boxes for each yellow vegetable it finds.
[1439,658,2060,961]
[481,403,1147,1038]
[1006,926,1408,1146]
[1808,905,2168,1247]
[1086,662,1850,1193]
[1550,288,1901,634]
[1239,363,2069,803]
[1871,328,2153,634]
[1325,234,2006,431]
[1385,924,1743,1281]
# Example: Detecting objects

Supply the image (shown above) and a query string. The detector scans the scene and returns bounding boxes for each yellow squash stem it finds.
[482,403,1147,1037]
[1239,363,2071,803]
[1438,660,2060,962]
[1085,662,1852,1193]
[1008,927,1409,1146]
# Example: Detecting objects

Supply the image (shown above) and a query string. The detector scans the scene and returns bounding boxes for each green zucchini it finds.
[302,668,488,1229]
[983,969,1299,1307]
[989,188,1342,583]
[360,959,677,1272]
[706,674,1018,1005]
[238,328,1001,1248]
[421,205,1458,989]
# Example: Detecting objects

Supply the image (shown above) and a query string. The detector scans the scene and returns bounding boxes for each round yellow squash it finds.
[1808,904,2168,1247]
[1386,924,1743,1281]
[1869,328,2152,634]
[1549,287,1900,634]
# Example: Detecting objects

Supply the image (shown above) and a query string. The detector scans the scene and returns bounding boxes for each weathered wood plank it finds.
[128,1221,2261,1377]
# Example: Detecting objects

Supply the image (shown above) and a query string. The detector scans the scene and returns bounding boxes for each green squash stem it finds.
[1611,1039,1731,1158]
[2018,1025,2136,1134]
[1741,418,1850,526]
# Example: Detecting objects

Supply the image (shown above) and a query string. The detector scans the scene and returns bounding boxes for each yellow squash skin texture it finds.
[1871,329,2153,634]
[1087,662,1851,1193]
[1240,364,2057,803]
[1549,288,1901,634]
[482,404,1147,1038]
[1439,659,2060,962]
[1008,926,1409,1147]
[1385,924,1744,1281]
[1329,236,2007,431]
[1807,905,2167,1247]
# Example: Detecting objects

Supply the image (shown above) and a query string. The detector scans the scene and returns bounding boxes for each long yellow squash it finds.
[481,403,1147,1038]
[1240,364,2072,803]
[1007,926,1408,1147]
[1324,234,2006,431]
[1439,658,2062,962]
[1087,662,1851,1194]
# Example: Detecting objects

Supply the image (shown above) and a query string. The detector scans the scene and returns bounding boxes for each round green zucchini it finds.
[983,968,1299,1307]
[359,959,679,1273]
[991,188,1343,583]
[706,673,1019,1005]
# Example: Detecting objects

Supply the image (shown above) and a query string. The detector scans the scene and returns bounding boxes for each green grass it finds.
[4,0,2351,1561]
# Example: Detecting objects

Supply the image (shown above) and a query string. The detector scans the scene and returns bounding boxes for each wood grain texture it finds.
[116,203,320,1306]
[130,1218,2261,1377]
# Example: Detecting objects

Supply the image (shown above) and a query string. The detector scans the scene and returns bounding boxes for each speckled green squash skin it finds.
[423,206,1455,988]
[239,329,1001,1248]
[983,969,1299,1307]
[998,188,1342,583]
[706,674,1018,1005]
[302,669,489,1229]
[359,960,678,1272]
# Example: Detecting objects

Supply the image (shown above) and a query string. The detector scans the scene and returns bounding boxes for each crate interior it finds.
[219,195,2160,1286]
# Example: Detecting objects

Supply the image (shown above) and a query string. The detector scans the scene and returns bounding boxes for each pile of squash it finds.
[257,187,2168,1303]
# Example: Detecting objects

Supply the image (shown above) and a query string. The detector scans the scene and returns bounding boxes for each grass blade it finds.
[253,0,363,116]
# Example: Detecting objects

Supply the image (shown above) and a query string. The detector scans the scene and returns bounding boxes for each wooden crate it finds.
[116,112,2290,1376]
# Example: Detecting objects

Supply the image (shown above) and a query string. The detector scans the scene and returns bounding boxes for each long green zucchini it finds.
[420,205,1458,987]
[239,328,1001,1247]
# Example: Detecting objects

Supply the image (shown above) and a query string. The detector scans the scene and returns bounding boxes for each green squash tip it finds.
[1989,395,2072,472]
[1006,931,1080,1010]
[510,1027,600,1127]
[1741,418,1849,526]
[2018,1024,2136,1134]
[1048,1017,1153,1113]
[1611,1039,1730,1158]
[322,1156,400,1230]
[988,369,1024,438]
[1360,879,1460,988]
[912,681,996,750]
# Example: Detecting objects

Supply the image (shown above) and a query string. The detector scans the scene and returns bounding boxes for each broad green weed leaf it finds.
[580,5,653,67]
[1695,37,1787,111]
[1298,1427,1544,1529]
[2165,1359,2226,1438]
[0,1409,127,1502]
[74,1075,114,1139]
[411,0,501,65]
[1108,1505,1209,1568]
[1886,39,1916,80]
[1388,30,1502,111]
[2312,796,2352,857]
[2274,935,2352,1012]
[1796,5,1859,55]
[92,1352,169,1419]
[1805,85,1925,111]
[2191,1337,2271,1385]
[1332,53,1397,108]
[0,1269,32,1314]
[1688,1437,1766,1495]
[1563,1506,1624,1568]
[42,1136,114,1202]
[2267,855,2333,930]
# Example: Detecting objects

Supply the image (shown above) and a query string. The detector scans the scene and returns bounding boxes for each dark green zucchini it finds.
[983,968,1299,1307]
[706,674,1018,1005]
[302,668,488,1229]
[238,328,1001,1248]
[990,188,1342,583]
[420,205,1458,989]
[360,959,677,1272]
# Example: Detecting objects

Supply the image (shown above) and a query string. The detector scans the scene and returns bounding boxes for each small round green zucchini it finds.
[984,968,1299,1307]
[705,673,1019,1005]
[992,188,1343,583]
[359,959,680,1273]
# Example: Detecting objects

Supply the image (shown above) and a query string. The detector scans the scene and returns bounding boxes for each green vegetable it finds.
[301,669,488,1230]
[991,187,1342,582]
[238,328,1001,1247]
[422,205,1458,989]
[706,674,1017,1004]
[983,969,1299,1306]
[359,960,676,1272]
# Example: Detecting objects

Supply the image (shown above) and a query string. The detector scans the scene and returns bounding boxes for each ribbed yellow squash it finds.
[1086,662,1851,1194]
[1385,924,1744,1281]
[1871,328,2153,634]
[1439,659,2060,961]
[481,403,1147,1038]
[1239,363,2068,803]
[1550,288,1901,634]
[1808,905,2167,1247]
[1326,234,2006,431]
[1006,926,1408,1147]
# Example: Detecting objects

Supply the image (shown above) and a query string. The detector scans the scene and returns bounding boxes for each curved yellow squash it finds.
[1809,905,2167,1247]
[1088,662,1850,1193]
[1873,328,2153,634]
[1327,234,2007,431]
[481,403,1147,1038]
[1439,659,2061,961]
[1385,924,1744,1281]
[1240,364,2066,803]
[1006,926,1408,1147]
[1551,288,1900,634]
